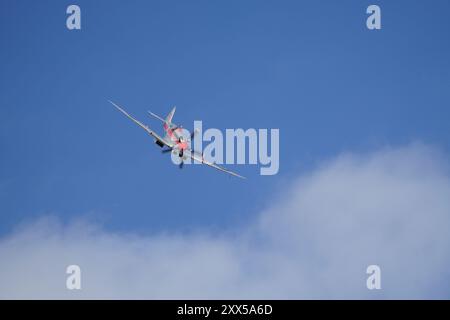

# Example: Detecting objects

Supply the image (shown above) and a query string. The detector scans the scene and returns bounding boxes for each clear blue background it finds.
[1,0,449,235]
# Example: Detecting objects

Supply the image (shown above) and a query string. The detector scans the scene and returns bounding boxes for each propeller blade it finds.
[161,148,173,154]
[179,161,184,169]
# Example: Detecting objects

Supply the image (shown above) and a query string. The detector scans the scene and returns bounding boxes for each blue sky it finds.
[1,1,450,298]
[1,0,448,234]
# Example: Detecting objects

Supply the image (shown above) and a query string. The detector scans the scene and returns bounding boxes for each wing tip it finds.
[235,173,247,179]
[108,99,120,109]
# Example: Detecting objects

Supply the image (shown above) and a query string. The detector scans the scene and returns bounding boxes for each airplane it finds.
[109,100,246,179]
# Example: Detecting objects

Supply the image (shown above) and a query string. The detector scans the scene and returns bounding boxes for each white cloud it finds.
[1,143,449,299]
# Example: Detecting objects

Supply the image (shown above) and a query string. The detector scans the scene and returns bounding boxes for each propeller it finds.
[179,161,184,169]
[161,148,173,154]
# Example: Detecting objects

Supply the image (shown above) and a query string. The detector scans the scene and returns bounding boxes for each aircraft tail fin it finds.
[165,106,176,123]
[148,107,178,140]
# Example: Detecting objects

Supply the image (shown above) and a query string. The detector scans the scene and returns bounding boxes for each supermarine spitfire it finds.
[109,100,245,179]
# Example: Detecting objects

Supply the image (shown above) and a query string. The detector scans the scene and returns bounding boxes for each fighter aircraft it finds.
[109,100,246,179]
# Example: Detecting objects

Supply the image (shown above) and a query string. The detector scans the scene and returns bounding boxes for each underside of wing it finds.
[109,100,172,148]
[188,151,246,179]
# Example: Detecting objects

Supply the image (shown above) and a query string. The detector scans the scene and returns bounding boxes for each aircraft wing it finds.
[109,100,172,148]
[188,150,246,179]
